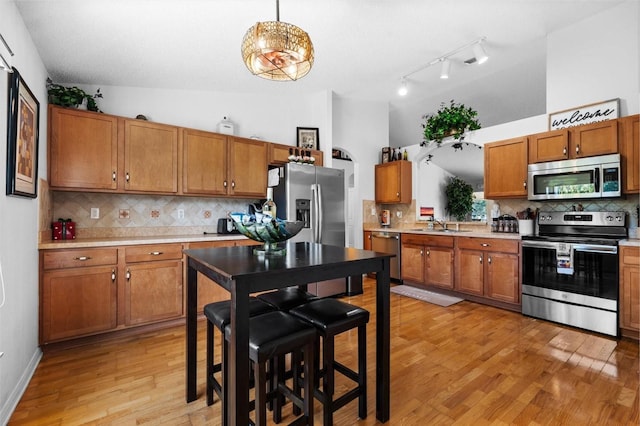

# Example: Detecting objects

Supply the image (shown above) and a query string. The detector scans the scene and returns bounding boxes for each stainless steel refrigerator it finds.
[273,163,346,297]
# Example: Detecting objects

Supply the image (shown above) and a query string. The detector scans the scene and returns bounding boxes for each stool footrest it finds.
[334,361,359,382]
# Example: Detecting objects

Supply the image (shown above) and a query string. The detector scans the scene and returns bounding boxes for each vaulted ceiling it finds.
[15,0,625,142]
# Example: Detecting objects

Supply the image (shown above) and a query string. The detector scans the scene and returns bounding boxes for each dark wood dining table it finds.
[184,241,392,424]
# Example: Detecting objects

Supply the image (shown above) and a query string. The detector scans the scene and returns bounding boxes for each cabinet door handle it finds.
[479,255,483,264]
[575,145,580,154]
[149,251,163,256]
[420,249,423,256]
[111,269,116,281]
[396,192,400,197]
[112,171,116,182]
[426,249,430,256]
[231,180,235,188]
[488,256,492,264]
[126,270,131,280]
[563,147,567,155]
[126,172,130,182]
[523,181,527,189]
[223,180,228,188]
[74,256,92,261]
[481,243,490,247]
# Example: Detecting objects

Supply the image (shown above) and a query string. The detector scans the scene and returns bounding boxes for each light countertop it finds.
[38,233,250,250]
[366,227,523,240]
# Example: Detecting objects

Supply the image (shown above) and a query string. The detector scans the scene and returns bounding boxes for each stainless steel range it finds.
[521,211,627,337]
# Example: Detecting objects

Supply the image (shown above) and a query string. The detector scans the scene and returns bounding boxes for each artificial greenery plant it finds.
[445,176,474,221]
[421,100,481,146]
[46,78,103,112]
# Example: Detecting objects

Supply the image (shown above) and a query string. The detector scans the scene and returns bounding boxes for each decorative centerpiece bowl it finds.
[229,212,304,256]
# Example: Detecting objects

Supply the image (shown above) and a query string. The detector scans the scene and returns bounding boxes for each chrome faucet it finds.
[433,219,447,230]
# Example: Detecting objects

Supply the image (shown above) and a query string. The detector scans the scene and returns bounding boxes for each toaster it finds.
[217,218,239,234]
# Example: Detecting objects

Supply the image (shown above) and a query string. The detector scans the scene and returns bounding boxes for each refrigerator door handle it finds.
[311,183,319,242]
[316,183,323,242]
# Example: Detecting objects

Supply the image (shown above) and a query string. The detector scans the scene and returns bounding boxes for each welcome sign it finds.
[548,99,619,130]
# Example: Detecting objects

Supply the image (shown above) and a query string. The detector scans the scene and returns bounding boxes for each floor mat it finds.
[390,285,464,307]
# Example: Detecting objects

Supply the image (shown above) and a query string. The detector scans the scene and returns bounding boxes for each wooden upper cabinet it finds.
[375,160,412,204]
[228,137,268,197]
[569,119,618,158]
[619,114,639,194]
[48,106,118,191]
[123,119,179,193]
[182,128,228,195]
[484,136,528,198]
[268,143,324,167]
[528,129,569,163]
[269,143,292,165]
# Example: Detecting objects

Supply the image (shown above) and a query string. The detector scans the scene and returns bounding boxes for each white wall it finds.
[547,0,639,116]
[0,2,48,424]
[332,95,389,248]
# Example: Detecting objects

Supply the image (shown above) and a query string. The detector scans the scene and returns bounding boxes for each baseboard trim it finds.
[0,347,42,426]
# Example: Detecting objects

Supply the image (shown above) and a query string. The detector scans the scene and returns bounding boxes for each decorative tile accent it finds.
[151,210,160,218]
[119,209,130,219]
[204,210,212,218]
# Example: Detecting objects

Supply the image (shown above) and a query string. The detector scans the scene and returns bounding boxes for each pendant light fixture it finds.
[241,0,314,81]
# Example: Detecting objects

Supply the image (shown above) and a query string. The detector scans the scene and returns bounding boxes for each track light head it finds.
[398,78,408,96]
[440,59,450,79]
[473,42,488,65]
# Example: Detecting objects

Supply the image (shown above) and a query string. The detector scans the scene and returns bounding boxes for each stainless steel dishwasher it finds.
[371,231,401,280]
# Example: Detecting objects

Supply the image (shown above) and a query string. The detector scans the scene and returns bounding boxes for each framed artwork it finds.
[296,127,319,150]
[6,67,39,198]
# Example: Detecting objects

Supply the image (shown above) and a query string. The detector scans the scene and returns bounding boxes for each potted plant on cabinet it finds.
[421,100,481,147]
[46,78,103,112]
[445,176,474,221]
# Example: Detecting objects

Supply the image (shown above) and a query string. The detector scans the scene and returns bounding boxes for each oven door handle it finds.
[522,240,559,250]
[573,244,617,254]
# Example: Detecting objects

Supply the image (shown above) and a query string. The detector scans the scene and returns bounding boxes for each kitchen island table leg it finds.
[376,258,391,422]
[186,260,198,402]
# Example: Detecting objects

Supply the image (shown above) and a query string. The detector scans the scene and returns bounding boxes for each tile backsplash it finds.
[49,191,259,239]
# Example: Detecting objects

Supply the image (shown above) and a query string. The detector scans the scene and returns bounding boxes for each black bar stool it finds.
[257,287,317,311]
[290,298,369,426]
[203,297,275,423]
[225,310,317,426]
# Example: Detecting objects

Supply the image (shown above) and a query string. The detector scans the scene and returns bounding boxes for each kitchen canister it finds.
[518,219,534,236]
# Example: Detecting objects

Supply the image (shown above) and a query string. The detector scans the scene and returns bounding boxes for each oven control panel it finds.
[538,211,626,227]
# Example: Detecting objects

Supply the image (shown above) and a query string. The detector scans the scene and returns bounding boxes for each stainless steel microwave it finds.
[527,153,621,201]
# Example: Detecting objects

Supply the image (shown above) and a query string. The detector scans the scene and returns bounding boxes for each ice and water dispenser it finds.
[296,199,311,228]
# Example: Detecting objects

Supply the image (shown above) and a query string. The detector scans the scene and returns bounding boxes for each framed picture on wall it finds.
[6,67,40,198]
[296,127,319,150]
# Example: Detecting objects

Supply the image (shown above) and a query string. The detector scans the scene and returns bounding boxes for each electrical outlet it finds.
[90,208,100,219]
[371,208,377,216]
[396,211,402,218]
[178,209,185,219]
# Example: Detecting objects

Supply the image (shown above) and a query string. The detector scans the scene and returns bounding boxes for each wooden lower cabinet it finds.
[401,243,425,284]
[401,234,453,288]
[426,246,454,289]
[620,246,640,338]
[188,238,259,312]
[125,259,183,326]
[40,247,118,343]
[39,238,255,345]
[455,237,520,305]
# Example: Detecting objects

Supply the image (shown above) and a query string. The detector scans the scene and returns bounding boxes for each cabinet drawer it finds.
[401,233,454,248]
[43,248,118,270]
[125,243,183,263]
[621,246,640,265]
[457,237,519,254]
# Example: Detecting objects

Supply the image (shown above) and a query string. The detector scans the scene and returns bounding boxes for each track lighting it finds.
[440,59,450,79]
[396,36,487,96]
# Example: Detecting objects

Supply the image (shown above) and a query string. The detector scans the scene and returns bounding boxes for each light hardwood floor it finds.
[9,278,639,425]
